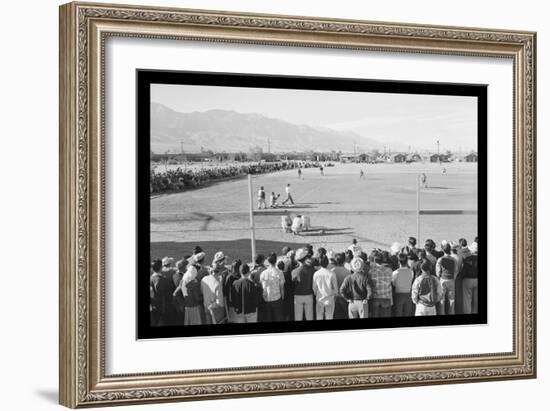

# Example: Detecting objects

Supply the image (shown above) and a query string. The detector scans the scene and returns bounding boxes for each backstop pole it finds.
[416,173,421,244]
[247,174,257,261]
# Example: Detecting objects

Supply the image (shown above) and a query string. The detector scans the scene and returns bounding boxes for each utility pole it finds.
[200,146,204,170]
[267,137,271,154]
[180,140,183,154]
[436,140,440,164]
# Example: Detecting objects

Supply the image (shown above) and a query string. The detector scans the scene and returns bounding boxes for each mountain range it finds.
[150,102,407,154]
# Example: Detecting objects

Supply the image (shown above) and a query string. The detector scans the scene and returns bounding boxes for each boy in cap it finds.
[339,257,372,318]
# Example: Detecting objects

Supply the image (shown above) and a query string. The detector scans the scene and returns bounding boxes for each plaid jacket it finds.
[368,263,393,302]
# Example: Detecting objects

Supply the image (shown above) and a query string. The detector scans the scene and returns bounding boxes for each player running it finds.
[320,165,324,176]
[359,169,365,179]
[282,183,295,205]
[298,168,303,179]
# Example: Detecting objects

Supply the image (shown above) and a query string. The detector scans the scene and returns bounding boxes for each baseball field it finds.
[150,162,477,263]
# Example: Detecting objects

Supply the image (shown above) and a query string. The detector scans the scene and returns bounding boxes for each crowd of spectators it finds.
[150,161,324,194]
[149,235,479,326]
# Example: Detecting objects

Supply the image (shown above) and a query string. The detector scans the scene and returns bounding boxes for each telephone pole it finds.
[267,137,271,154]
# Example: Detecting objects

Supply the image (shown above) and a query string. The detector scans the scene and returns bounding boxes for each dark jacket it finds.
[462,254,479,279]
[291,264,315,295]
[339,272,373,301]
[230,277,262,314]
[183,279,203,308]
[436,255,456,280]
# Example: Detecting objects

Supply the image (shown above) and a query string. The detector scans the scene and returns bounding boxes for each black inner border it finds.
[136,69,487,339]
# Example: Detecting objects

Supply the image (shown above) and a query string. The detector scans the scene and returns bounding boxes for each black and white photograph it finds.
[137,70,486,338]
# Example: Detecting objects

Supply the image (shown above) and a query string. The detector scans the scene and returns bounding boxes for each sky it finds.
[151,83,478,152]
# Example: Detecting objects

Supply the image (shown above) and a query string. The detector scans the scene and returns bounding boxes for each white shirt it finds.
[285,186,291,194]
[260,266,285,302]
[291,217,302,231]
[312,267,338,304]
[181,265,198,296]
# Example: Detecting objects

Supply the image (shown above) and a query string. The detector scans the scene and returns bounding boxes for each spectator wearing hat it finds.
[230,264,262,323]
[292,248,315,321]
[331,253,351,319]
[339,257,372,318]
[436,242,457,315]
[412,260,443,316]
[369,252,394,318]
[392,253,414,317]
[224,259,242,323]
[462,241,479,314]
[312,256,339,320]
[150,259,172,326]
[201,256,226,325]
[260,253,286,322]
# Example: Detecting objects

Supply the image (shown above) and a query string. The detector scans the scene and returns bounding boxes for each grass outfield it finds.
[150,162,478,261]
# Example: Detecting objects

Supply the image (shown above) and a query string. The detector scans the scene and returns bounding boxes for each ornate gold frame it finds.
[59,1,536,408]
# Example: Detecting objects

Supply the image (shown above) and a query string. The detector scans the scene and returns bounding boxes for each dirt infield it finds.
[151,162,477,260]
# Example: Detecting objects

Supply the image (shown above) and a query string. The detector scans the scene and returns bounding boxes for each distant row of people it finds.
[151,161,318,194]
[150,236,479,326]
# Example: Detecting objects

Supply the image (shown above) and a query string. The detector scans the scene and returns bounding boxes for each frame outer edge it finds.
[59,2,79,409]
[60,1,537,406]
